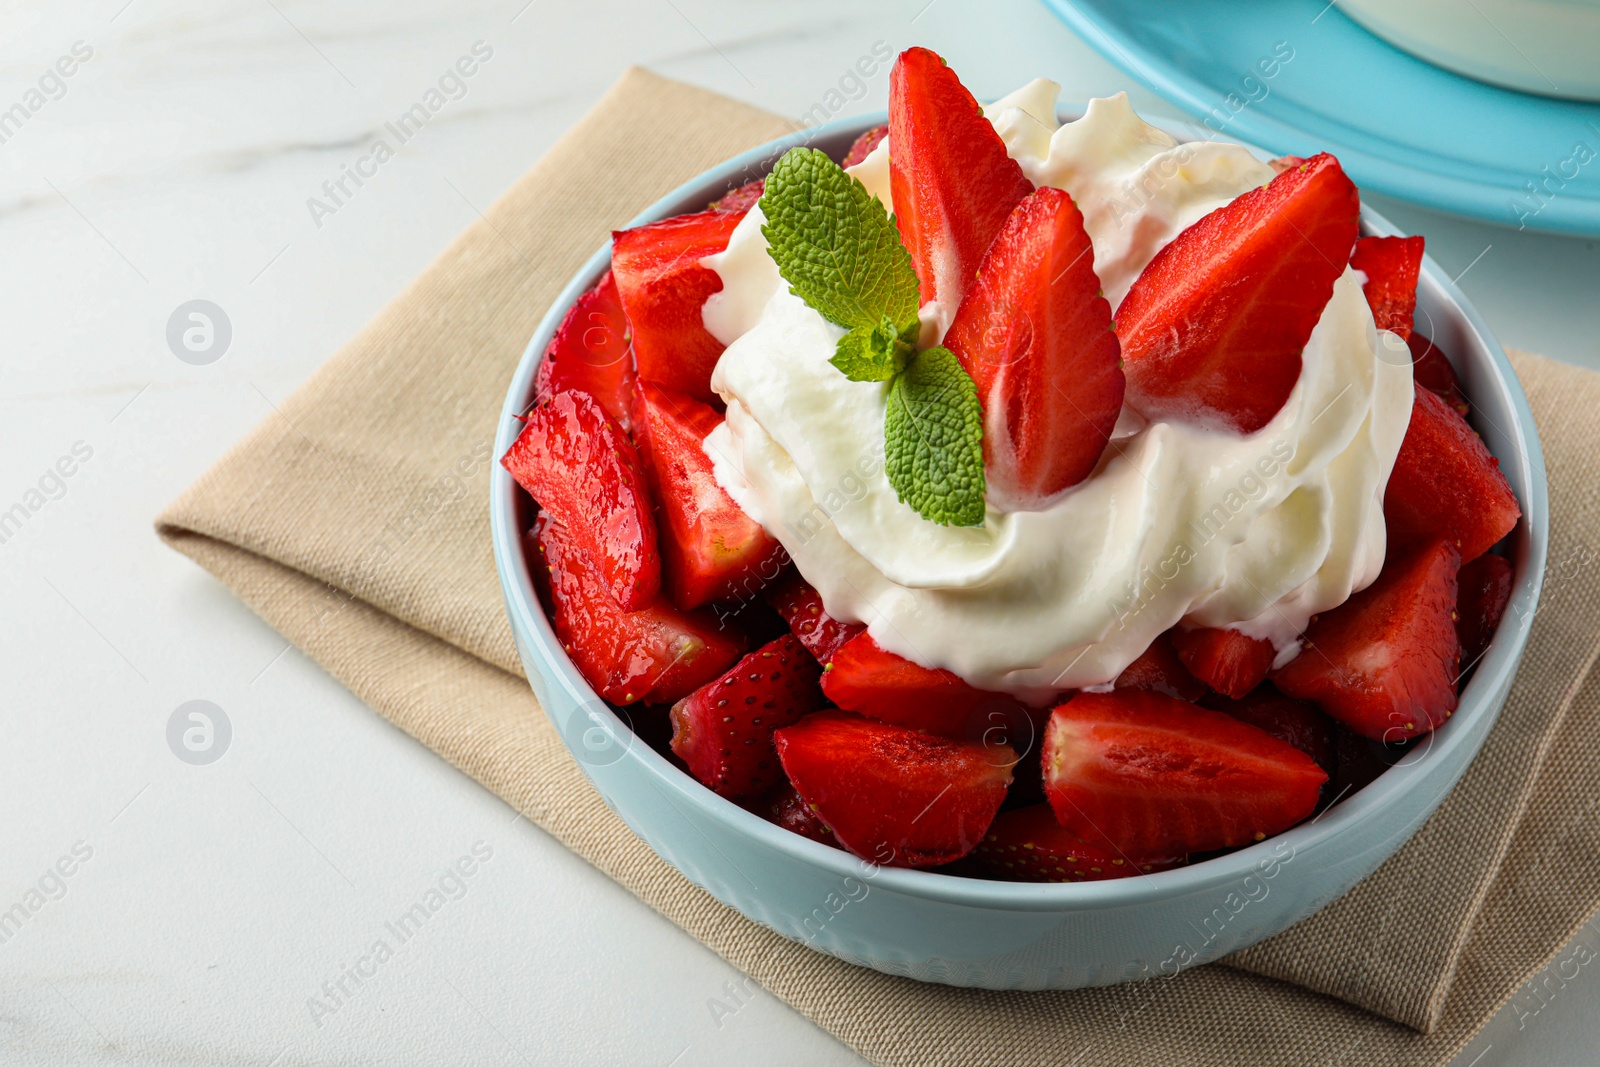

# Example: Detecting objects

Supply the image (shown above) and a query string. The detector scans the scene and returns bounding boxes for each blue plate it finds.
[1041,0,1600,236]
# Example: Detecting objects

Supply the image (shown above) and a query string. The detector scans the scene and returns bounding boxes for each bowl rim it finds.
[491,108,1550,913]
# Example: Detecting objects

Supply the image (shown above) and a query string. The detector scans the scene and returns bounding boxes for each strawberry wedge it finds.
[611,208,745,404]
[632,383,786,609]
[1272,540,1462,742]
[761,572,863,664]
[1202,684,1336,775]
[1115,630,1208,702]
[1408,333,1470,416]
[1457,552,1513,668]
[1351,234,1425,342]
[967,804,1186,883]
[945,187,1124,507]
[1042,689,1327,855]
[888,46,1033,311]
[1170,626,1277,700]
[534,271,636,431]
[841,124,888,168]
[821,632,1029,740]
[503,389,659,611]
[1117,153,1361,434]
[774,710,1013,867]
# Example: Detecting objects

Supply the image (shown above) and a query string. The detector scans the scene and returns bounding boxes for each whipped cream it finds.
[700,82,1414,704]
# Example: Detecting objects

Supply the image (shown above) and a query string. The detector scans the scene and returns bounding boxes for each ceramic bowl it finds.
[490,113,1549,989]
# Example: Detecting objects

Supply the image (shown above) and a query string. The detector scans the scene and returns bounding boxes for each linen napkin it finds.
[156,68,1600,1066]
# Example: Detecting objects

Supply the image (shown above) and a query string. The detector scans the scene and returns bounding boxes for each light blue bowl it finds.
[490,113,1548,989]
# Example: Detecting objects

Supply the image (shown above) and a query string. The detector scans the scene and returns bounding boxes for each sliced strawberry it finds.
[967,804,1186,883]
[504,390,659,610]
[841,124,888,169]
[533,515,745,705]
[773,710,1013,867]
[945,187,1123,507]
[761,572,863,664]
[1408,333,1470,417]
[1115,630,1208,702]
[1272,540,1462,742]
[1351,234,1425,341]
[1202,684,1336,775]
[669,635,824,799]
[1384,387,1520,563]
[820,632,1030,740]
[534,271,636,431]
[1457,552,1513,669]
[632,383,787,609]
[888,46,1033,310]
[709,178,764,213]
[1170,626,1277,700]
[1042,689,1327,855]
[1117,153,1361,434]
[611,208,744,404]
[763,782,841,848]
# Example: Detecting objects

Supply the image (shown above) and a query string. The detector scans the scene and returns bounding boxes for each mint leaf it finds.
[760,147,921,331]
[884,346,986,527]
[831,316,914,382]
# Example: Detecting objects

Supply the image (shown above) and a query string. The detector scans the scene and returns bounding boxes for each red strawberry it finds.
[841,124,889,169]
[1383,387,1520,563]
[1115,630,1208,702]
[1170,626,1277,700]
[967,804,1186,883]
[1272,540,1462,742]
[632,383,787,610]
[1407,333,1470,416]
[1457,552,1513,669]
[1042,689,1327,855]
[1268,154,1307,174]
[534,271,636,431]
[533,515,745,705]
[708,178,764,213]
[763,782,841,848]
[761,572,863,664]
[503,390,659,610]
[773,710,1014,867]
[888,46,1033,310]
[1202,684,1336,774]
[1332,725,1396,797]
[945,187,1124,507]
[611,208,744,404]
[1350,234,1425,341]
[1117,153,1361,434]
[820,632,1030,740]
[670,635,824,799]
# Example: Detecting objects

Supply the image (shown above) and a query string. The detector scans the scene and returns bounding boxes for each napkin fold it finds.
[157,68,1600,1066]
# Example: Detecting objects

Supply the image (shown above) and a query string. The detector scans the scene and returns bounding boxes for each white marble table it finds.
[3,1,1596,1064]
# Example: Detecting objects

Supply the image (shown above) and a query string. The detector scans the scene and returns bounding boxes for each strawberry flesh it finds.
[533,514,745,705]
[670,634,824,799]
[841,124,889,169]
[503,389,659,610]
[1408,333,1470,417]
[774,710,1013,867]
[632,382,787,609]
[1202,684,1336,775]
[611,208,744,404]
[763,782,841,848]
[1115,630,1208,702]
[1117,153,1361,434]
[821,632,1033,740]
[888,46,1033,310]
[1457,552,1513,669]
[761,572,863,664]
[945,187,1124,507]
[1384,386,1520,563]
[1171,626,1277,699]
[1272,539,1462,741]
[967,804,1185,883]
[1351,234,1425,341]
[1042,689,1327,855]
[708,179,764,213]
[534,271,636,431]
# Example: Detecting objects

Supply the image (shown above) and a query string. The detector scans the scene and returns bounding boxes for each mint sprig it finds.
[760,147,986,527]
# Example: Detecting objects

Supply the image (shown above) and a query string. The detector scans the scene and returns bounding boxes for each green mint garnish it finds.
[760,147,986,527]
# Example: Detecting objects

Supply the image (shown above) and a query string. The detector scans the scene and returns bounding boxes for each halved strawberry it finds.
[888,46,1033,310]
[773,710,1013,867]
[763,782,841,848]
[632,383,787,609]
[503,389,659,610]
[1384,387,1520,563]
[533,514,745,705]
[1351,234,1425,341]
[1115,630,1208,702]
[534,271,635,431]
[1272,540,1462,742]
[1202,684,1336,775]
[1042,689,1327,855]
[1170,626,1277,700]
[611,208,745,404]
[821,632,1030,740]
[967,804,1186,883]
[670,634,824,799]
[761,572,863,664]
[841,124,888,169]
[945,187,1123,507]
[1408,333,1470,417]
[708,179,764,213]
[1457,552,1513,669]
[1117,153,1361,434]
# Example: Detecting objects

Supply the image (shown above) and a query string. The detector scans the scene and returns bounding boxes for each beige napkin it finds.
[156,69,1600,1065]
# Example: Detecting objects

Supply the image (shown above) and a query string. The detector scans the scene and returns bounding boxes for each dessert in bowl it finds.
[491,49,1546,988]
